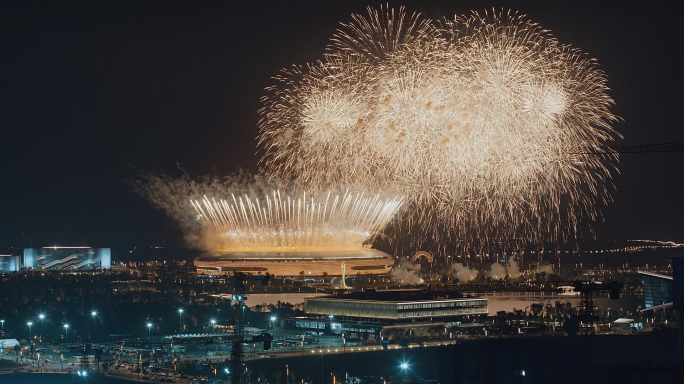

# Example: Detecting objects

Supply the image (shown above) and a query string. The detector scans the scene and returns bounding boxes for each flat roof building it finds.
[281,289,488,342]
[305,290,488,320]
[194,250,393,277]
[24,247,111,270]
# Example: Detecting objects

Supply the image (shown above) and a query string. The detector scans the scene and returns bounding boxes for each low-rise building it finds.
[281,289,488,341]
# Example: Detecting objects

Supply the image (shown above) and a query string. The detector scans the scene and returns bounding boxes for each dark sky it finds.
[1,0,683,250]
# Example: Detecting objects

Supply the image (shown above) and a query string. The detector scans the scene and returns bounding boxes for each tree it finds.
[530,303,544,318]
[274,370,282,384]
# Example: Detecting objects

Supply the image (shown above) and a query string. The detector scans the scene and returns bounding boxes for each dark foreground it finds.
[3,330,682,384]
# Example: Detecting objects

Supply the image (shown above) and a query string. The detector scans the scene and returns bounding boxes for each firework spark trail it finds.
[192,191,404,251]
[258,6,620,246]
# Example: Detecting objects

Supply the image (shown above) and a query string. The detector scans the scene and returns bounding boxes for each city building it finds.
[280,289,488,341]
[638,270,672,309]
[194,249,393,276]
[0,255,20,273]
[305,290,488,320]
[639,258,684,359]
[23,247,111,270]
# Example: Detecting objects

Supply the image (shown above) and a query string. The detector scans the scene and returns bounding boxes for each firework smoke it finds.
[451,262,478,283]
[390,258,424,285]
[507,256,521,278]
[487,263,507,280]
[133,170,275,249]
[486,256,521,279]
[537,264,554,275]
[134,170,402,251]
[259,6,620,246]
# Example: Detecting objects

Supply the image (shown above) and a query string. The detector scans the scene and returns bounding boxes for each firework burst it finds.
[258,6,620,245]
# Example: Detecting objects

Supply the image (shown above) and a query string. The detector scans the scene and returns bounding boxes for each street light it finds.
[63,324,69,343]
[178,309,184,331]
[400,362,409,379]
[146,323,153,339]
[91,311,97,323]
[27,322,33,339]
[38,315,45,340]
[270,316,277,329]
[210,320,216,333]
[1,320,4,333]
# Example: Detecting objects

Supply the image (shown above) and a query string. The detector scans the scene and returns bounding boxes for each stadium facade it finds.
[0,255,20,273]
[194,249,393,276]
[23,247,111,270]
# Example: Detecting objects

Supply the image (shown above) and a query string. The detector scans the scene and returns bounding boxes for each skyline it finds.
[1,0,683,251]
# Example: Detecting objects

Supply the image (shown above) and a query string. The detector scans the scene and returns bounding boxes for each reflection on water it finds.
[473,292,644,314]
[248,291,644,315]
[247,292,327,306]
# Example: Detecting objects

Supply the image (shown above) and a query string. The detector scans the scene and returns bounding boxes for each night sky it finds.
[1,0,683,251]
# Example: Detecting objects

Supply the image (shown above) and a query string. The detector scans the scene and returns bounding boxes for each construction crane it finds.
[580,142,684,154]
[609,142,684,153]
[570,280,624,337]
[229,272,271,384]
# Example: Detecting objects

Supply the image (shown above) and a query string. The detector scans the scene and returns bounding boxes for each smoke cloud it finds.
[451,263,478,283]
[390,258,424,285]
[507,256,521,279]
[487,263,506,280]
[132,169,281,250]
[537,264,554,274]
[487,256,523,280]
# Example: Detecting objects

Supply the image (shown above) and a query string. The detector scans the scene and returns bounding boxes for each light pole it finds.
[1,320,4,333]
[400,362,409,379]
[178,309,183,331]
[63,324,69,343]
[38,315,45,341]
[270,316,277,329]
[147,323,153,340]
[210,319,216,333]
[91,312,97,341]
[27,322,33,340]
[286,364,289,384]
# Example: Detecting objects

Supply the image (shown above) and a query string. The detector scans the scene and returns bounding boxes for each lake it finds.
[248,291,644,316]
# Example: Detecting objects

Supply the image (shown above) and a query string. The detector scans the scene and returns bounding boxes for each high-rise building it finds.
[23,247,111,270]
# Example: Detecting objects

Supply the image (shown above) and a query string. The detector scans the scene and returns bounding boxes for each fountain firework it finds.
[258,6,620,245]
[192,190,404,251]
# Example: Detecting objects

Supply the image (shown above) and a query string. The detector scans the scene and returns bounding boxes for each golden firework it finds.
[258,6,620,244]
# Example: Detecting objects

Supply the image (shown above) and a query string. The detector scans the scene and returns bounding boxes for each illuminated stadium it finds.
[194,249,393,276]
[191,191,402,276]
